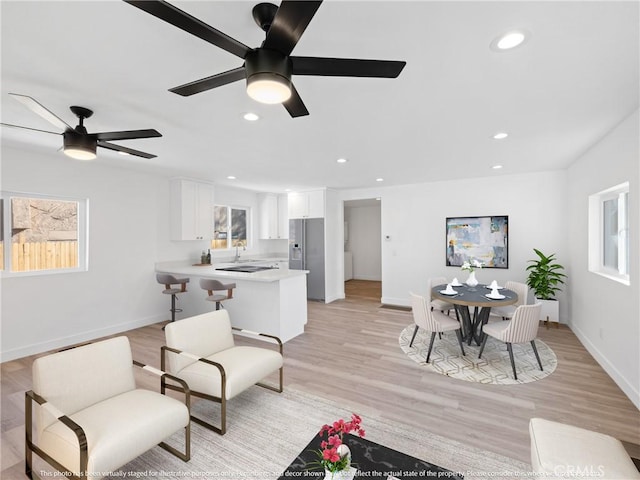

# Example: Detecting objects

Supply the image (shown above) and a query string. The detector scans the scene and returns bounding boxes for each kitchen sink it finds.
[215,265,276,273]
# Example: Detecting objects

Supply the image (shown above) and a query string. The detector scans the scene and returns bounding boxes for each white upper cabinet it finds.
[258,193,289,239]
[288,189,325,219]
[170,178,214,241]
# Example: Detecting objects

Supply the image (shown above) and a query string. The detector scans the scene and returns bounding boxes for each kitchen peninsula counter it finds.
[155,261,308,342]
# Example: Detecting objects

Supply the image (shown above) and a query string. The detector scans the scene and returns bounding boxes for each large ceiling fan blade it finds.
[263,1,322,56]
[291,56,406,78]
[169,66,246,97]
[96,129,162,141]
[1,122,62,136]
[282,84,309,118]
[97,140,157,159]
[9,93,72,130]
[124,0,251,59]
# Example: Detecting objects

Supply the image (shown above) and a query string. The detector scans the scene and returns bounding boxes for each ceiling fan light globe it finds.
[64,148,97,161]
[246,73,292,104]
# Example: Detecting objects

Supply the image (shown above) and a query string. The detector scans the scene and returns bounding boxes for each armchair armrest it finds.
[132,359,191,404]
[232,327,283,352]
[160,346,227,381]
[25,390,88,479]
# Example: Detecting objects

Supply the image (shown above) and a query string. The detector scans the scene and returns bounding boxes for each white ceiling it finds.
[1,1,638,193]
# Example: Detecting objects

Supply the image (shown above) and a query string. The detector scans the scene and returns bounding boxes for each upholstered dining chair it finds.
[490,280,529,321]
[409,292,465,363]
[479,303,543,380]
[162,309,283,435]
[427,276,454,315]
[26,336,190,480]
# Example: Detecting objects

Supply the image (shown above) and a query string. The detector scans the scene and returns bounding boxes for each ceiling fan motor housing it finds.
[63,130,97,160]
[245,49,292,103]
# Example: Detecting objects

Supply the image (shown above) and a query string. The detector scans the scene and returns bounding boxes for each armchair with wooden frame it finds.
[162,309,283,435]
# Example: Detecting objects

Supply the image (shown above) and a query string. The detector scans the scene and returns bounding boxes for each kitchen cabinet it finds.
[288,189,324,219]
[258,193,288,239]
[170,178,214,241]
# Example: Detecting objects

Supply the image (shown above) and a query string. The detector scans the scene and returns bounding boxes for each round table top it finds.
[431,283,518,308]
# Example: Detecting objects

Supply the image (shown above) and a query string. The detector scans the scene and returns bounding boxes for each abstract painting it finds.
[446,216,508,268]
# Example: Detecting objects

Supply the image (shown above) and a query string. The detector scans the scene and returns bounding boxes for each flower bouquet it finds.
[311,414,365,480]
[461,259,483,287]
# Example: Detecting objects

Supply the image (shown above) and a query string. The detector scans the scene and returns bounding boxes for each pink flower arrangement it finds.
[315,414,365,474]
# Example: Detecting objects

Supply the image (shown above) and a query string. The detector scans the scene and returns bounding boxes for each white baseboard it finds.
[381,296,410,308]
[0,314,166,362]
[570,323,640,410]
[353,275,382,281]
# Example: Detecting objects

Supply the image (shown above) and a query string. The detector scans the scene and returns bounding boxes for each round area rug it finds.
[398,324,557,385]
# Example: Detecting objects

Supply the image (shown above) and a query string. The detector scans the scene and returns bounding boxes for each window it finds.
[1,192,88,276]
[212,205,248,250]
[588,182,629,285]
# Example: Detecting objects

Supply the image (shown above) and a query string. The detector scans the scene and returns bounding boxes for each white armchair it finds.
[26,336,190,480]
[162,310,284,435]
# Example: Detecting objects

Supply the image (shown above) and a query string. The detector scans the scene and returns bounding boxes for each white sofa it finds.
[529,417,639,479]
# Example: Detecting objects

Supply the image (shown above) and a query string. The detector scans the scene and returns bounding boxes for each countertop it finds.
[155,259,307,283]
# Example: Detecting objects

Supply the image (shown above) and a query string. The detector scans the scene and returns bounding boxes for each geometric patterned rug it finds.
[399,323,558,385]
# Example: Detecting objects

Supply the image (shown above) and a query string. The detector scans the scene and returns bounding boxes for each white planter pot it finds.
[536,298,559,325]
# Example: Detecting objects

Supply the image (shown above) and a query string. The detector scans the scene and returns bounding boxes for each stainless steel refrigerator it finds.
[289,218,325,301]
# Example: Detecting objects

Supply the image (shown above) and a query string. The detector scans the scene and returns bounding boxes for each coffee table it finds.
[278,433,463,479]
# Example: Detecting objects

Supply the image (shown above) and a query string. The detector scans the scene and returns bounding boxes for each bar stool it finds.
[200,278,236,310]
[156,274,190,328]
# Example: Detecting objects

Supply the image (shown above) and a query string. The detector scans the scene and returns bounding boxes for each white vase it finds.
[324,445,355,480]
[466,271,479,287]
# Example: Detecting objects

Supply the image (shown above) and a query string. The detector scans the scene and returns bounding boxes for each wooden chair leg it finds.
[455,329,465,356]
[409,325,419,347]
[531,340,543,371]
[507,343,517,380]
[425,332,437,363]
[478,333,488,358]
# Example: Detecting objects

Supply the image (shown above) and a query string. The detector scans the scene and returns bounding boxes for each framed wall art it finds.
[446,216,509,268]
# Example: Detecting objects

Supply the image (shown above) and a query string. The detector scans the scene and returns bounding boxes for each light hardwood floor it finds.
[2,280,639,477]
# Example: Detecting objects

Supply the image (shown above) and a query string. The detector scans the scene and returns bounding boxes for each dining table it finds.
[431,283,518,346]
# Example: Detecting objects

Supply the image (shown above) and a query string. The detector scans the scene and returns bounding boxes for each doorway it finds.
[343,198,382,301]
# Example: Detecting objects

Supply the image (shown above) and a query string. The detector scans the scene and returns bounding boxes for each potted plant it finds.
[526,249,567,326]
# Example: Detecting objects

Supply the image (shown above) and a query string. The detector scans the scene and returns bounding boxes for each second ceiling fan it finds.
[124,0,406,118]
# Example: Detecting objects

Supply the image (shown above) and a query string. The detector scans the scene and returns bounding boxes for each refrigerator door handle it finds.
[301,219,306,270]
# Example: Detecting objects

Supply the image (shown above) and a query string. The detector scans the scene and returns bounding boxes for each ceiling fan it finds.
[124,0,406,118]
[1,94,162,160]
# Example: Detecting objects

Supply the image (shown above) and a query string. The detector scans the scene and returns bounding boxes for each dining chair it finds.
[427,276,453,315]
[490,280,529,321]
[479,303,543,380]
[409,292,465,363]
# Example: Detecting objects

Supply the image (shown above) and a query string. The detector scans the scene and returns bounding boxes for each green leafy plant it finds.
[526,249,567,300]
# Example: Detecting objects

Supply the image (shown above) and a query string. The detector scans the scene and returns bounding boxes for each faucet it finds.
[234,244,245,263]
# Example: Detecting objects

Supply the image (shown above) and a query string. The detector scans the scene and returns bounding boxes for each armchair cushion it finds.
[39,389,188,476]
[174,346,283,399]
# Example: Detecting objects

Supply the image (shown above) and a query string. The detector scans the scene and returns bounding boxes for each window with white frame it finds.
[0,191,88,275]
[588,182,630,285]
[212,205,248,250]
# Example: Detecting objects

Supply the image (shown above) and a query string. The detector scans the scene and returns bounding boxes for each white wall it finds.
[324,189,343,303]
[566,110,639,409]
[0,147,285,361]
[345,204,382,281]
[340,171,569,319]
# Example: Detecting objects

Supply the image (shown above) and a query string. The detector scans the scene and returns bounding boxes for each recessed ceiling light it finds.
[227,175,236,180]
[337,158,348,164]
[376,178,384,182]
[493,132,508,140]
[376,197,381,201]
[118,151,130,156]
[243,112,260,121]
[285,188,292,192]
[490,29,530,51]
[492,165,503,170]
